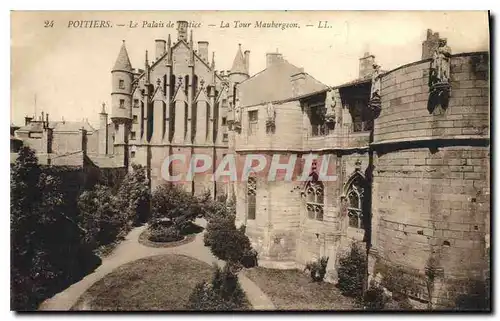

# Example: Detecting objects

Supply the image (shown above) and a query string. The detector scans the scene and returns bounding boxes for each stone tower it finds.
[111,40,133,167]
[99,103,108,155]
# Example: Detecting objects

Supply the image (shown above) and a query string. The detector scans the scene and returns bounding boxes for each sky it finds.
[11,11,489,128]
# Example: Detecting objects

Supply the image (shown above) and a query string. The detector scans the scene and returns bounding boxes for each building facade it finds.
[229,30,490,307]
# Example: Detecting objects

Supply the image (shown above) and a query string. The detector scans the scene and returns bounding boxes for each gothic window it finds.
[247,176,257,220]
[345,173,366,229]
[223,133,228,142]
[305,175,324,221]
[130,131,136,140]
[119,79,125,89]
[133,115,138,124]
[222,117,227,126]
[133,99,139,108]
[119,99,125,109]
[248,110,258,135]
[309,104,327,137]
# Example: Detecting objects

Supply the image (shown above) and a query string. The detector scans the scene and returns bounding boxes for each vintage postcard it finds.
[10,11,490,312]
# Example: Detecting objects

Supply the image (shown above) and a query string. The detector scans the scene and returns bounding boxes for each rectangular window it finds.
[119,79,125,89]
[133,99,139,108]
[223,133,228,142]
[248,110,258,135]
[222,117,227,126]
[131,151,136,158]
[119,99,125,109]
[131,131,136,140]
[133,115,138,124]
[310,105,327,137]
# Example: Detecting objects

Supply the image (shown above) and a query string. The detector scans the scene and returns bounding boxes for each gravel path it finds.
[38,218,275,311]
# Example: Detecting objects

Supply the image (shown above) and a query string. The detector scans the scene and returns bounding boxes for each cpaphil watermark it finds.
[160,153,337,183]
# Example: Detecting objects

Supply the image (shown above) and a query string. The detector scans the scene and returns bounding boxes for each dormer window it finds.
[119,79,125,89]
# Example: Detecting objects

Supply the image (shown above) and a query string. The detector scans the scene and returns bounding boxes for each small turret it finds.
[229,44,250,85]
[111,40,133,120]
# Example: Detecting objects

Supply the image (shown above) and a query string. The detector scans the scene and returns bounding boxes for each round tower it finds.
[111,40,133,121]
[228,44,250,86]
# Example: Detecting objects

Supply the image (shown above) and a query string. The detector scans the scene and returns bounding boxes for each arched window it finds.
[247,176,257,220]
[345,173,366,229]
[304,172,324,221]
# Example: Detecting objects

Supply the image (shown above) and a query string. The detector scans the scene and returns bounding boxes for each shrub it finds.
[148,225,182,243]
[305,256,329,282]
[186,264,248,311]
[363,281,387,310]
[209,226,252,264]
[337,244,366,299]
[151,184,206,233]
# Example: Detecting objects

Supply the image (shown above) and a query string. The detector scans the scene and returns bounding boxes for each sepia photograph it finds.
[10,10,490,312]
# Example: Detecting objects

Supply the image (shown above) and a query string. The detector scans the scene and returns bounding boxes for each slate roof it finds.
[238,59,329,107]
[231,45,247,74]
[113,41,133,72]
[16,120,95,134]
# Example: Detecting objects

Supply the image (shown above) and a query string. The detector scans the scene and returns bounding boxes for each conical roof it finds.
[230,44,247,75]
[113,41,132,72]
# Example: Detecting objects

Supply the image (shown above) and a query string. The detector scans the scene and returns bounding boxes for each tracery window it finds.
[346,174,366,229]
[247,176,257,220]
[304,173,324,221]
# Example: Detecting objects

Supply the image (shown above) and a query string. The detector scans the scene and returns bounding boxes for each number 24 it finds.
[44,20,54,28]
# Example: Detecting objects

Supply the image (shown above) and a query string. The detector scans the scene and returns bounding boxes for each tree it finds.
[115,164,150,226]
[78,185,126,248]
[11,147,94,310]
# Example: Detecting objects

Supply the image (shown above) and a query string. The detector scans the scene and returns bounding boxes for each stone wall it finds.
[371,52,490,306]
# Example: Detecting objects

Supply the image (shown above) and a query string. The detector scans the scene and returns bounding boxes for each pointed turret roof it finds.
[113,40,132,72]
[230,44,247,75]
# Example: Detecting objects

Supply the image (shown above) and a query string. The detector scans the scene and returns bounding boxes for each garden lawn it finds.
[244,267,357,310]
[71,254,213,311]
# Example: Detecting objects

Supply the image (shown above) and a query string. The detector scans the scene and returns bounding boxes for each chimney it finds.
[177,21,188,42]
[99,103,108,155]
[244,50,250,74]
[197,41,209,62]
[291,68,306,97]
[266,51,283,68]
[421,28,441,60]
[359,52,375,78]
[24,116,32,126]
[155,39,166,60]
[80,127,88,158]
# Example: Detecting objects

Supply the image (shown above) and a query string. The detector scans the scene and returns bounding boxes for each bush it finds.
[363,281,387,310]
[151,184,207,234]
[337,244,366,299]
[186,264,248,311]
[305,256,329,282]
[148,225,182,243]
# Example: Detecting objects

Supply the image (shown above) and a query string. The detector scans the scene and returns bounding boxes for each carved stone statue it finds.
[266,103,276,134]
[324,91,337,128]
[266,103,275,121]
[432,39,452,84]
[427,38,452,113]
[234,98,242,130]
[368,63,382,118]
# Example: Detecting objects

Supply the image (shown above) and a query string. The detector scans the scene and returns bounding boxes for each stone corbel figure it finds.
[233,98,242,131]
[428,38,452,113]
[265,103,276,134]
[325,91,337,129]
[368,64,382,119]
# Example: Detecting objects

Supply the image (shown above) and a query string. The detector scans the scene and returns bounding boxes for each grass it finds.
[71,254,214,311]
[244,267,357,310]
